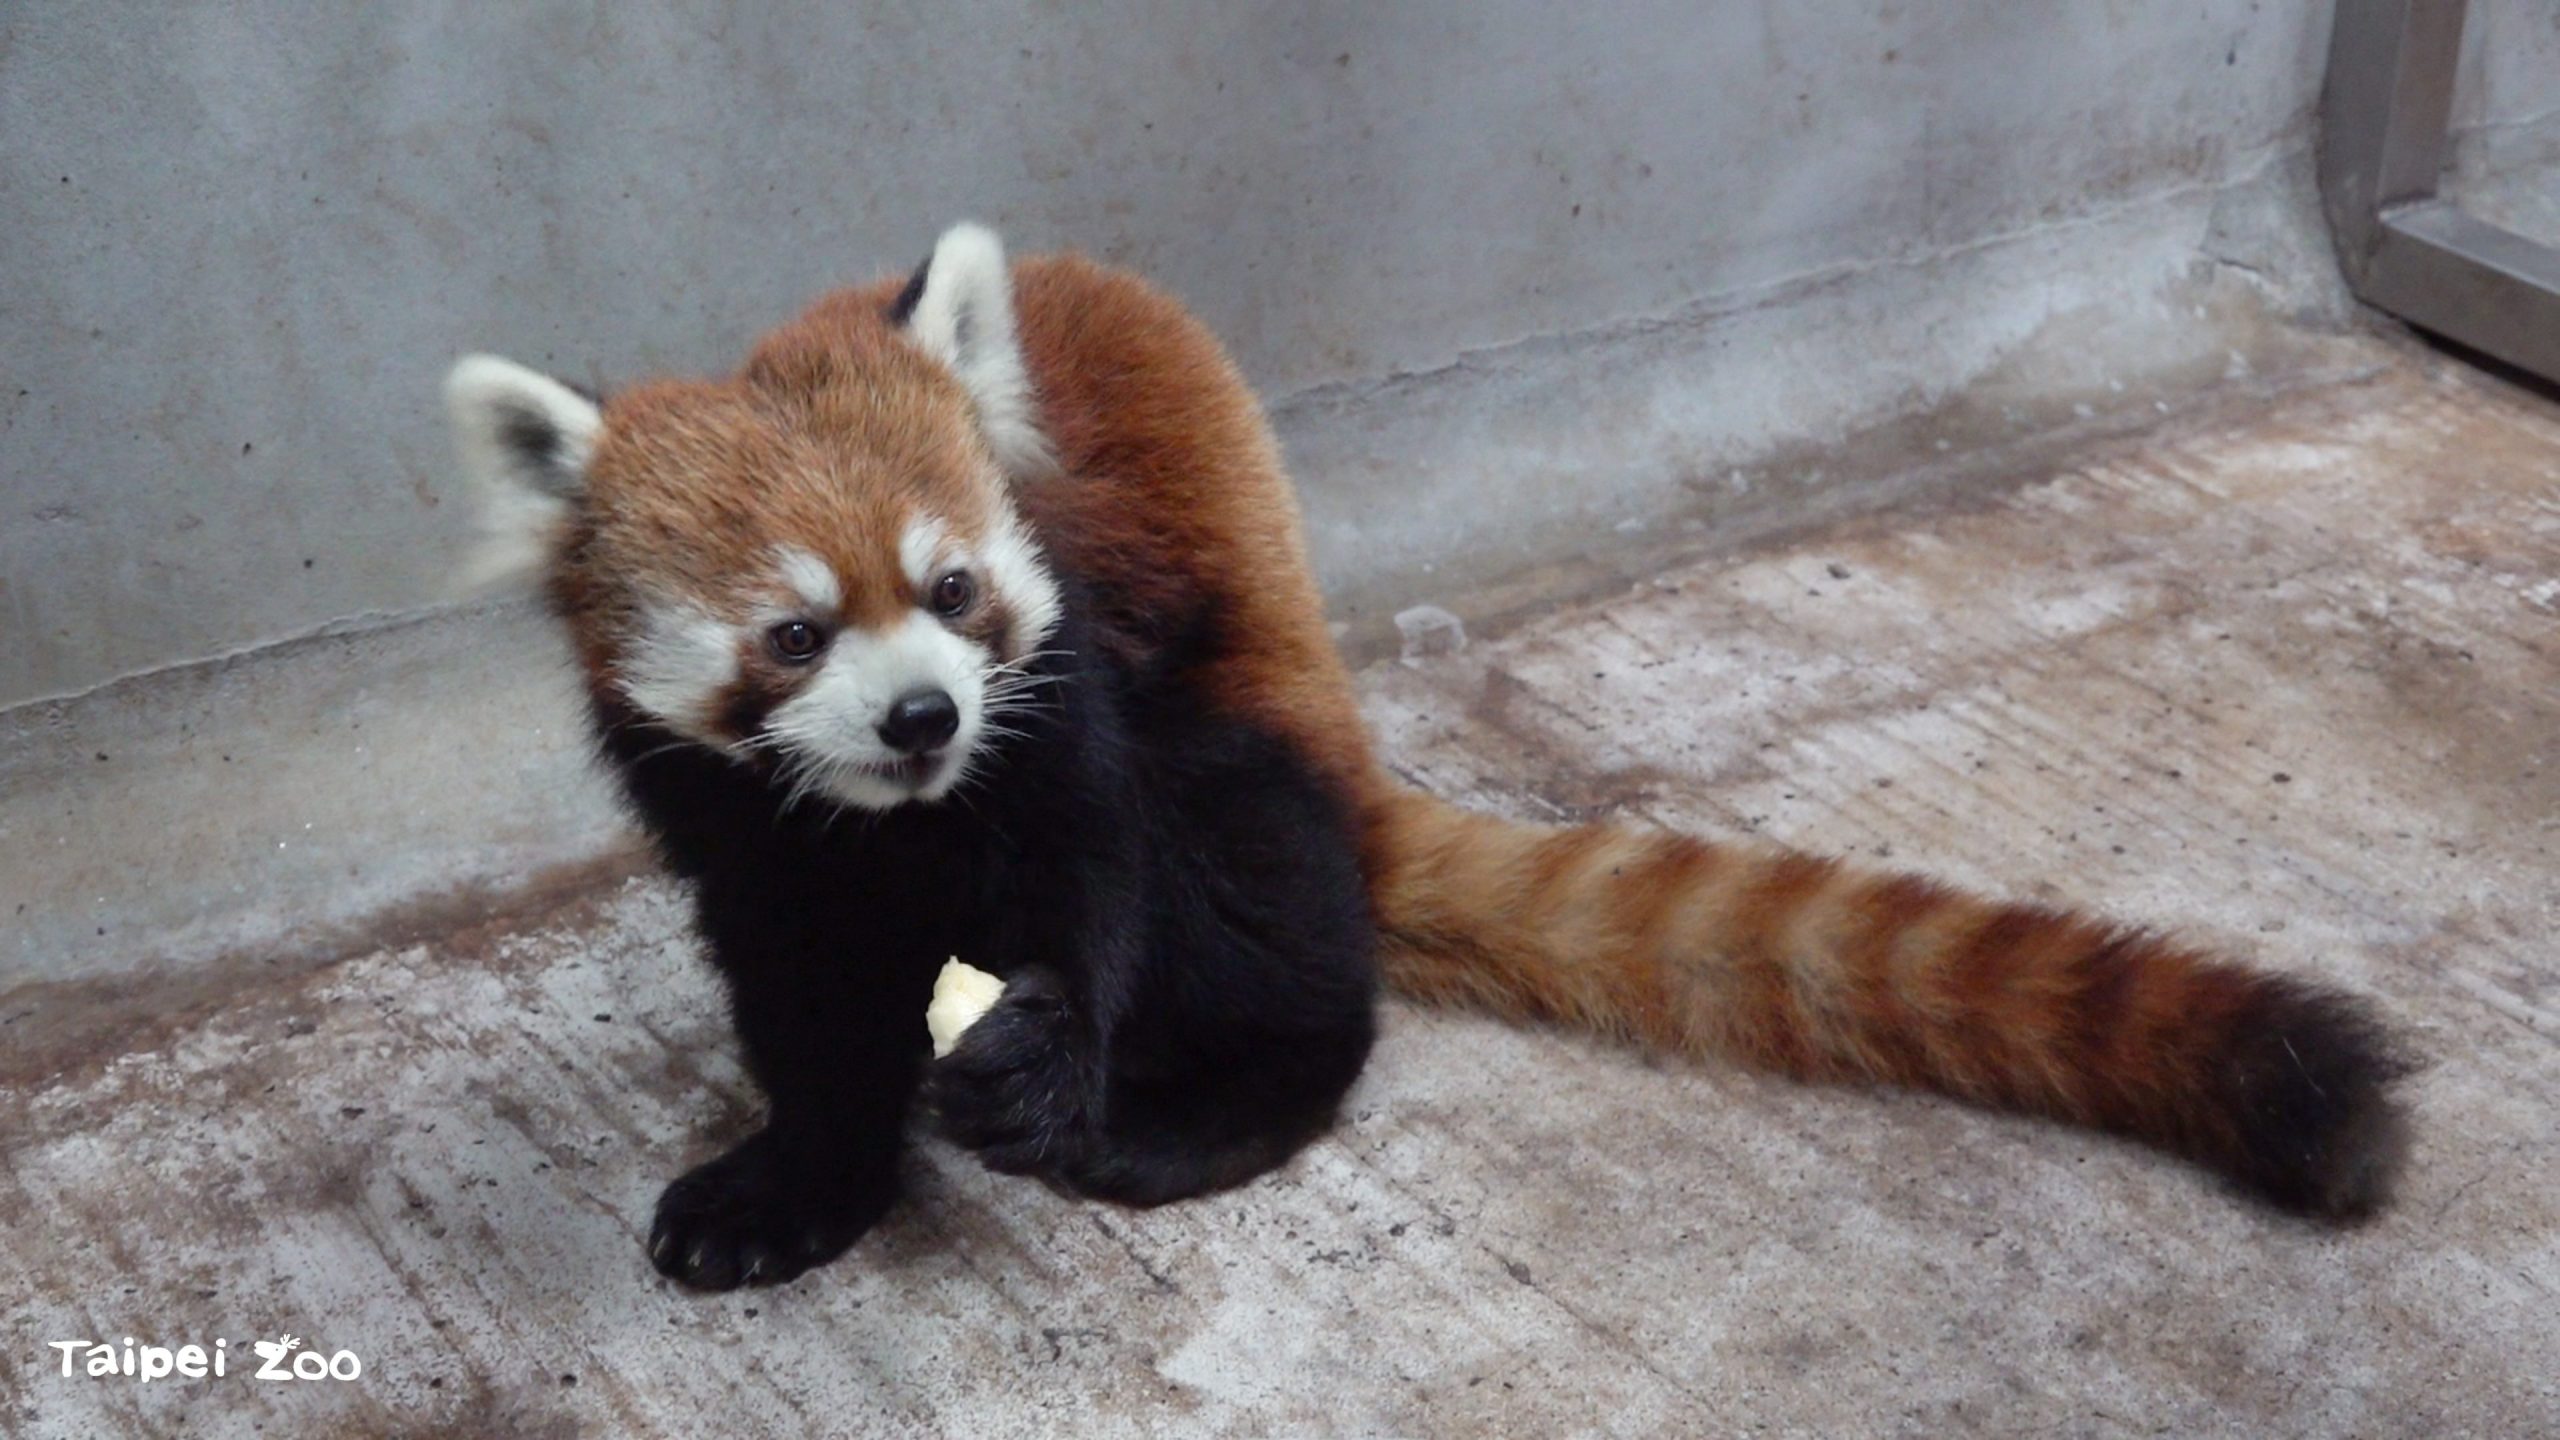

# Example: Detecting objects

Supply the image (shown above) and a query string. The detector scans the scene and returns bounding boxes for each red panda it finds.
[446,223,2410,1291]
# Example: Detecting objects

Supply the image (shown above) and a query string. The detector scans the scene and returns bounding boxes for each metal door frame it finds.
[2321,0,2560,380]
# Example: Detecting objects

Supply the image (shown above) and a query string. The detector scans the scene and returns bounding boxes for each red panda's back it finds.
[1005,255,1378,807]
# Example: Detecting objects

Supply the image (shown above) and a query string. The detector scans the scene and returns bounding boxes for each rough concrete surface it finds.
[6,345,2557,1436]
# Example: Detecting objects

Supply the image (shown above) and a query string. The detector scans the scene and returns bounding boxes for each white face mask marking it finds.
[905,501,1064,660]
[976,509,1063,657]
[774,546,842,616]
[899,515,952,593]
[619,600,742,734]
[762,611,992,810]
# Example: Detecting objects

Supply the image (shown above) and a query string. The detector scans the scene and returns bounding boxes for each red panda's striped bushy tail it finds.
[1362,787,2412,1218]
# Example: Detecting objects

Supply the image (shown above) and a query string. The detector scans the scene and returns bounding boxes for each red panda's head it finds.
[443,224,1062,812]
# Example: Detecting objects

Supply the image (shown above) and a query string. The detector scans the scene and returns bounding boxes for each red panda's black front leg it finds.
[925,765,1145,1182]
[647,917,930,1291]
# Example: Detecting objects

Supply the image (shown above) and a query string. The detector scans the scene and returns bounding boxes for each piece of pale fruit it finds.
[927,958,1006,1058]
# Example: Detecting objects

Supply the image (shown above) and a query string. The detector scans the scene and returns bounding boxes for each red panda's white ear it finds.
[896,223,1057,480]
[442,354,603,590]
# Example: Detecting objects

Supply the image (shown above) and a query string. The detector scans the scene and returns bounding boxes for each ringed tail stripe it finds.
[1360,785,2411,1218]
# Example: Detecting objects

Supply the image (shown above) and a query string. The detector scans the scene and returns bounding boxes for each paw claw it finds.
[646,1128,896,1292]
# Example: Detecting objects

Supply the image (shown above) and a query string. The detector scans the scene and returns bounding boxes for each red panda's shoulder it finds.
[1008,254,1274,486]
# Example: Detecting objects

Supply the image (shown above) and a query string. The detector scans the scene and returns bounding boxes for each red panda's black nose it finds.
[878,688,960,754]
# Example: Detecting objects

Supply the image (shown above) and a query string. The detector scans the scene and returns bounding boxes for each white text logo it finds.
[47,1335,362,1383]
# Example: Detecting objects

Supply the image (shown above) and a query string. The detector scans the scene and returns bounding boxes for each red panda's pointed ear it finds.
[443,354,603,590]
[897,222,1057,480]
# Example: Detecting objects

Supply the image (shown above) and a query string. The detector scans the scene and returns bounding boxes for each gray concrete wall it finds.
[2451,0,2560,231]
[6,2,2553,710]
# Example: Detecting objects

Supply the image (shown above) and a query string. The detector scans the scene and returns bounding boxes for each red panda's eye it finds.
[930,570,974,617]
[767,619,824,663]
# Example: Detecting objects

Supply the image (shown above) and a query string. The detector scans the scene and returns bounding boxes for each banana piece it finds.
[927,958,1006,1058]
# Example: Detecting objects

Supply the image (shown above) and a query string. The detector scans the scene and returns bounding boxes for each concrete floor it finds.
[5,342,2557,1436]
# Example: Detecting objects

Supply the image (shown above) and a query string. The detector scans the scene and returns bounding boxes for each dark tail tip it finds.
[2214,977,2418,1221]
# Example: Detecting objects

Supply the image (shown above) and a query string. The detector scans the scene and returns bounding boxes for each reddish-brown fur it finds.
[575,249,2407,1218]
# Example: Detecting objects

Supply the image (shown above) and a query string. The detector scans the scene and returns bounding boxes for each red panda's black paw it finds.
[647,1129,896,1291]
[926,967,1091,1176]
